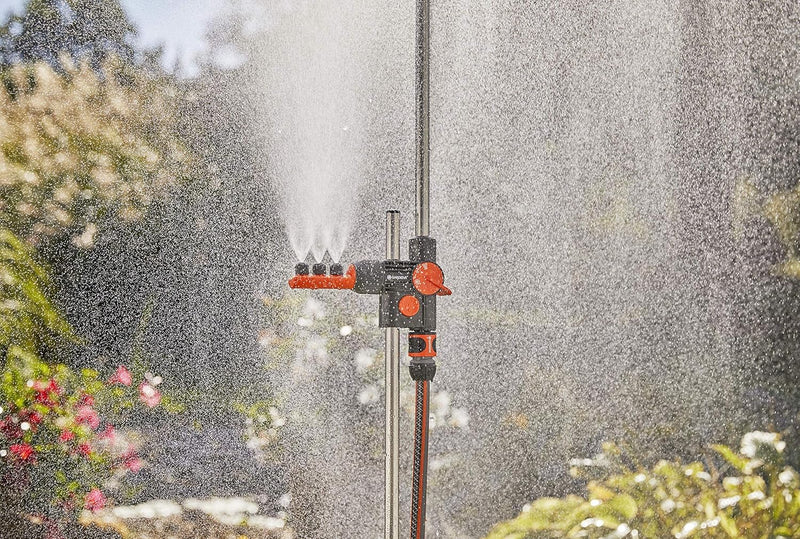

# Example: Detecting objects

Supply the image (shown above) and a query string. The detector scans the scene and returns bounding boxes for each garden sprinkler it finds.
[288,2,443,538]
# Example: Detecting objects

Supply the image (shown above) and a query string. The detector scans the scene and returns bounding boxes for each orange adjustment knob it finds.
[412,262,452,296]
[398,295,420,317]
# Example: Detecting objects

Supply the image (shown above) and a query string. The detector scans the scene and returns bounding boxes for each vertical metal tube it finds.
[415,0,430,237]
[385,210,401,539]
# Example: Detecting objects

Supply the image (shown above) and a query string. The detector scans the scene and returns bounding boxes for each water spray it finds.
[289,2,444,537]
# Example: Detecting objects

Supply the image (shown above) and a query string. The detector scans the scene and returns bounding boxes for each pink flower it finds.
[84,488,106,512]
[78,393,94,407]
[109,366,132,386]
[138,382,161,408]
[75,406,100,430]
[0,417,22,439]
[98,425,115,442]
[34,379,61,407]
[58,430,75,443]
[122,451,144,473]
[22,410,42,427]
[45,521,65,539]
[76,443,92,458]
[10,443,35,461]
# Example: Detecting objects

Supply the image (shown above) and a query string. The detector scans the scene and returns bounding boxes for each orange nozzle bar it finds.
[288,264,356,290]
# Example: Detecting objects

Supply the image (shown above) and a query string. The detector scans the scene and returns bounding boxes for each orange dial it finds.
[412,262,451,296]
[398,295,421,317]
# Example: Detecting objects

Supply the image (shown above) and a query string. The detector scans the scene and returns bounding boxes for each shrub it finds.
[0,227,165,534]
[485,431,800,539]
[0,56,190,247]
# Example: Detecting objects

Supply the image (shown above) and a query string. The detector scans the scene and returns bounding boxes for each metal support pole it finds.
[412,2,432,537]
[385,210,401,539]
[415,0,430,238]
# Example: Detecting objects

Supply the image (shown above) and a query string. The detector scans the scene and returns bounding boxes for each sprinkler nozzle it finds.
[295,262,309,275]
[312,263,327,275]
[329,263,343,276]
[288,264,356,290]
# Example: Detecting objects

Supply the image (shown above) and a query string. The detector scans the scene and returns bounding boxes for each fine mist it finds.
[261,1,378,263]
[247,0,800,537]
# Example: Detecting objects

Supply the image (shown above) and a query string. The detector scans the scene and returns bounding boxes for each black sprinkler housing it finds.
[351,236,440,331]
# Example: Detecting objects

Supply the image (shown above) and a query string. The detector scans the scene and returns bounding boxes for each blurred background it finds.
[1,1,800,538]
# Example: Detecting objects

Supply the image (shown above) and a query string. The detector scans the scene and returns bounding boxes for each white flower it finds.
[278,493,292,508]
[448,407,470,429]
[741,431,785,458]
[603,523,633,538]
[431,391,451,417]
[723,477,742,488]
[303,298,325,319]
[339,325,353,336]
[358,385,379,405]
[778,468,797,486]
[268,407,286,428]
[718,495,740,508]
[675,521,698,539]
[72,222,97,249]
[354,348,376,372]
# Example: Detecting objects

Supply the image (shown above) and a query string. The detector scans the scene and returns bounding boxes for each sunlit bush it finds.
[0,228,166,534]
[733,177,800,279]
[0,55,190,247]
[763,185,800,278]
[1,358,161,522]
[485,431,800,539]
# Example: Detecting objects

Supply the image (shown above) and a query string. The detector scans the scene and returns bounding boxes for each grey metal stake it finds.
[385,210,401,539]
[415,0,430,238]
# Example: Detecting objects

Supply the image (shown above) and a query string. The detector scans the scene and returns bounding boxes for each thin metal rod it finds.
[415,0,430,237]
[385,210,401,539]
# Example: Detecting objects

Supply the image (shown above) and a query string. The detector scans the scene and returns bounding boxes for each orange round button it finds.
[412,262,447,296]
[398,295,421,317]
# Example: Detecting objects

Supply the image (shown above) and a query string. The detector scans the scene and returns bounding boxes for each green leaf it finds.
[718,513,738,537]
[607,493,637,520]
[712,444,750,473]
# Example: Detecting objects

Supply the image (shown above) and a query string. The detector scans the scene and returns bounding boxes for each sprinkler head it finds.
[312,263,327,275]
[295,262,309,275]
[329,263,344,276]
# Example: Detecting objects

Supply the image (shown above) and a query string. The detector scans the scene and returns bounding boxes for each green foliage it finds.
[485,432,800,539]
[1,0,137,67]
[763,185,800,278]
[733,176,800,279]
[0,5,186,534]
[0,228,161,522]
[0,226,74,357]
